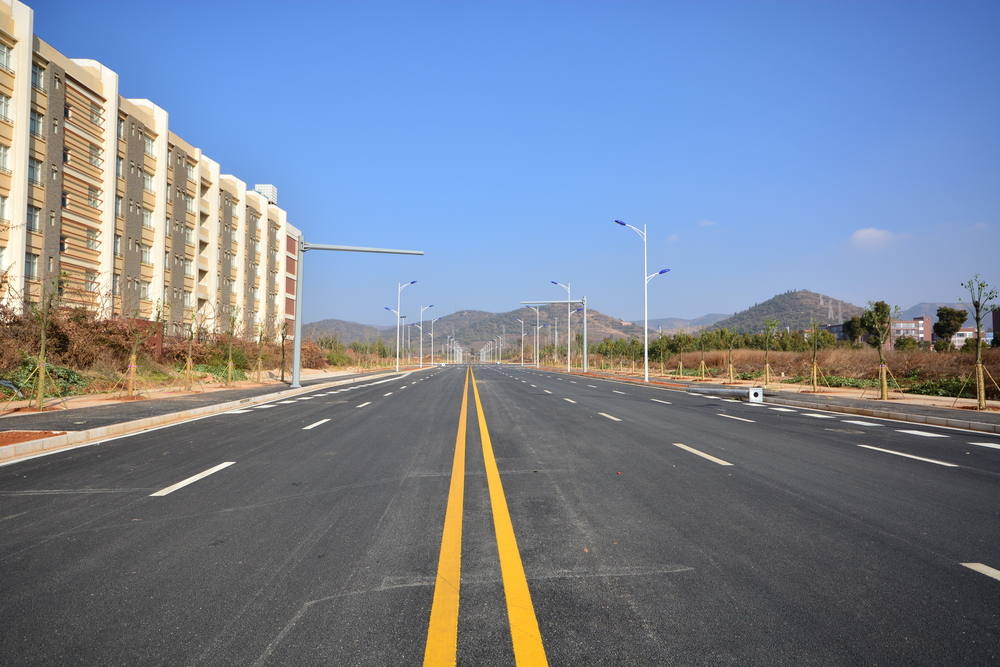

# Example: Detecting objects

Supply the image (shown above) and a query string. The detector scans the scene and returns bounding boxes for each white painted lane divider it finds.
[896,429,948,438]
[150,462,236,497]
[717,414,755,423]
[769,407,796,412]
[303,419,331,430]
[598,412,622,422]
[297,397,316,400]
[612,390,626,395]
[587,385,597,388]
[970,442,1000,450]
[563,398,576,404]
[802,413,835,419]
[254,404,277,409]
[384,392,393,396]
[672,443,732,466]
[650,398,671,405]
[857,444,958,467]
[962,562,1000,582]
[356,402,372,408]
[277,400,297,404]
[842,420,881,426]
[226,409,253,414]
[544,389,552,394]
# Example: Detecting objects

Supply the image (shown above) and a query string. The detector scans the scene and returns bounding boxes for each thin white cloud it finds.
[697,219,716,228]
[850,227,902,250]
[666,233,680,243]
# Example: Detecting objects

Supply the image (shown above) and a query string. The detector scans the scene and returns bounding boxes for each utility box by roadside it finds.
[749,387,764,403]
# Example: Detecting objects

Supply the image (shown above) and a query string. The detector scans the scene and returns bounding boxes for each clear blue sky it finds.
[35,0,1000,325]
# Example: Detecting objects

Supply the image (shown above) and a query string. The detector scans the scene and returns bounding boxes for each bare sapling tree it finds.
[861,301,897,400]
[810,317,820,393]
[763,318,779,386]
[254,323,266,383]
[32,278,62,410]
[225,307,240,386]
[279,319,289,383]
[726,329,735,383]
[961,274,998,410]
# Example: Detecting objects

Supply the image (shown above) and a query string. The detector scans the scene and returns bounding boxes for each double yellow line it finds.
[423,367,548,666]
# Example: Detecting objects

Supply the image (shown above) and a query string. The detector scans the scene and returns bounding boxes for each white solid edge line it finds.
[302,419,331,430]
[896,429,949,438]
[761,402,1000,438]
[598,412,622,422]
[961,562,1000,581]
[226,409,253,414]
[970,441,1000,450]
[563,398,577,403]
[717,413,755,423]
[673,442,733,466]
[857,444,958,467]
[150,461,236,497]
[842,420,882,426]
[356,402,372,408]
[650,398,671,404]
[802,413,835,418]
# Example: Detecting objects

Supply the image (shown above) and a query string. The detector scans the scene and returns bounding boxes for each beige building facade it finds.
[0,0,300,339]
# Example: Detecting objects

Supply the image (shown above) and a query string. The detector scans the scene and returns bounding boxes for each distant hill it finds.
[708,290,864,333]
[301,318,388,343]
[899,302,976,328]
[647,313,729,333]
[303,305,645,349]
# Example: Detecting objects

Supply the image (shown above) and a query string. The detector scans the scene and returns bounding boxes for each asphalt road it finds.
[1,364,998,665]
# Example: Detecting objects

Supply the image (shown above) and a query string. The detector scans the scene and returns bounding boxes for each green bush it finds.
[0,356,89,397]
[193,363,247,382]
[736,371,762,380]
[325,350,352,366]
[907,377,976,398]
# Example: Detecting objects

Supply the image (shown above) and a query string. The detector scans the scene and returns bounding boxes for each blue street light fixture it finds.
[614,219,671,382]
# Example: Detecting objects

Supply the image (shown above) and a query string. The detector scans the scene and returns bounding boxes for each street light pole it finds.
[430,317,438,365]
[419,304,434,368]
[290,242,422,388]
[527,306,540,367]
[615,220,670,382]
[516,318,524,366]
[395,280,417,373]
[551,281,572,372]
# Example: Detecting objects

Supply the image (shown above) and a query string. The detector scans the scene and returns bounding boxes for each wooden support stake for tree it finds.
[812,361,819,393]
[678,361,684,377]
[185,353,193,392]
[127,351,137,399]
[727,347,734,383]
[699,359,707,380]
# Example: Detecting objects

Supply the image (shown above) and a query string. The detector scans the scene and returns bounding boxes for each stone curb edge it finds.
[526,365,1000,436]
[0,368,426,464]
[766,396,1000,435]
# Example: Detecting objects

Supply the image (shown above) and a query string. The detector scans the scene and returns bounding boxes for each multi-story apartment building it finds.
[890,316,929,344]
[0,0,300,339]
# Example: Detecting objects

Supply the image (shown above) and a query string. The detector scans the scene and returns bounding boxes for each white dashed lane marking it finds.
[672,443,732,466]
[768,407,796,412]
[563,398,576,403]
[842,420,881,426]
[598,412,622,422]
[302,419,330,430]
[650,398,671,405]
[802,413,835,419]
[857,445,958,467]
[896,429,948,438]
[356,402,372,408]
[962,562,1000,582]
[970,442,1000,450]
[717,414,755,423]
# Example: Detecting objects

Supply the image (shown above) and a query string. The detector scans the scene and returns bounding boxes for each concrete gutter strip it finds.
[765,396,1000,435]
[0,368,427,464]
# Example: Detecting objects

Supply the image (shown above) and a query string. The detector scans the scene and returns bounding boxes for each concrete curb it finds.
[766,396,1000,435]
[529,365,1000,435]
[0,368,425,465]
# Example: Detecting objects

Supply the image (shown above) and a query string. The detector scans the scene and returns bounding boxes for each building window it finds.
[143,135,154,156]
[31,63,44,90]
[51,164,59,180]
[0,144,8,173]
[85,271,97,292]
[0,44,11,72]
[0,94,10,122]
[112,273,120,295]
[30,111,44,137]
[117,117,124,138]
[24,253,38,279]
[28,159,42,184]
[89,145,101,166]
[89,104,101,125]
[62,147,70,164]
[26,206,40,232]
[140,244,151,265]
[49,210,55,227]
[115,156,123,178]
[141,208,153,228]
[61,192,69,208]
[142,170,153,192]
[184,259,193,276]
[115,196,123,218]
[139,280,150,300]
[0,194,6,222]
[86,229,99,250]
[59,236,67,252]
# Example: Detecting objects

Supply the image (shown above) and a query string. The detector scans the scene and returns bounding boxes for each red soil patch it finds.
[0,430,65,446]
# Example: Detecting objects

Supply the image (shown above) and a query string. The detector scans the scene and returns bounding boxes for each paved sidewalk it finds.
[0,371,388,433]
